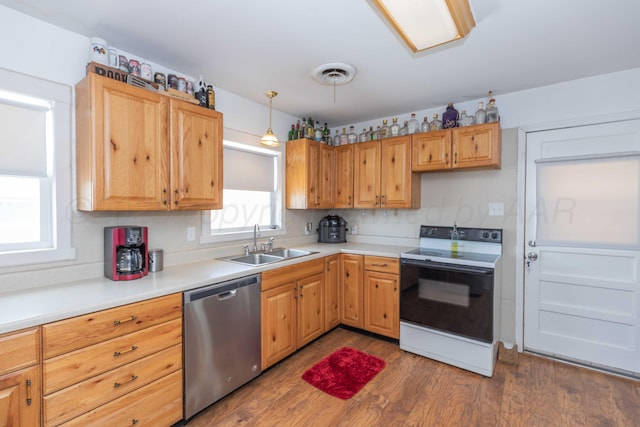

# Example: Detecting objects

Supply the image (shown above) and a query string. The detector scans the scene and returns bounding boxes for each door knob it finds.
[527,252,538,261]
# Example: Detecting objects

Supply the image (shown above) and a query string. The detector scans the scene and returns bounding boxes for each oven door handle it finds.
[401,259,494,275]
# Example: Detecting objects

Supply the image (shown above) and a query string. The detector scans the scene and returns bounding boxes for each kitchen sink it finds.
[222,248,317,266]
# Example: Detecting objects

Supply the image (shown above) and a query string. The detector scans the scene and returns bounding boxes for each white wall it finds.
[2,6,640,345]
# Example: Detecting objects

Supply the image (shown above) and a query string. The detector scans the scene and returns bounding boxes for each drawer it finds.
[0,327,39,376]
[364,256,399,274]
[261,257,324,291]
[43,344,182,426]
[43,318,182,395]
[43,293,182,358]
[59,370,183,427]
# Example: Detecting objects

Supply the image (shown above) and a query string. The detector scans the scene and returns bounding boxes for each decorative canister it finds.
[128,59,141,77]
[89,37,109,65]
[140,62,152,80]
[154,72,167,90]
[177,77,187,92]
[149,249,164,273]
[168,74,178,89]
[118,55,129,72]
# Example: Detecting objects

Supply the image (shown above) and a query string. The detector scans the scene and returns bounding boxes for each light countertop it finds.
[0,242,414,334]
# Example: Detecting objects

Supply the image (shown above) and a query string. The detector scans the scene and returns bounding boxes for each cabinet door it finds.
[334,145,354,208]
[380,136,419,208]
[412,130,452,171]
[340,254,364,328]
[76,74,169,211]
[452,122,501,169]
[318,143,335,208]
[324,255,340,331]
[286,139,320,209]
[364,270,400,339]
[0,366,40,427]
[170,99,223,210]
[261,282,298,369]
[353,141,381,208]
[298,273,325,347]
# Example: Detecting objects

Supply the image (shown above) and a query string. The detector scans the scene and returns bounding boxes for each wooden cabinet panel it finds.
[43,344,182,426]
[340,254,364,328]
[261,282,297,370]
[43,318,182,395]
[324,255,341,330]
[0,365,39,427]
[0,327,39,376]
[334,145,354,208]
[380,136,420,208]
[42,293,181,359]
[412,129,451,171]
[170,99,223,210]
[364,255,400,274]
[364,270,400,339]
[318,143,335,208]
[261,258,324,291]
[285,138,333,209]
[60,370,182,427]
[353,141,381,208]
[453,122,501,169]
[298,273,324,347]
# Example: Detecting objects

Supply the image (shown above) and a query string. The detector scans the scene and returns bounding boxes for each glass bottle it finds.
[389,118,400,137]
[339,127,348,146]
[323,123,331,144]
[458,110,475,127]
[379,119,390,139]
[368,126,376,141]
[301,118,307,139]
[307,118,315,139]
[358,128,367,142]
[294,120,301,139]
[288,124,295,141]
[348,126,358,144]
[400,120,408,136]
[442,103,459,129]
[486,91,499,123]
[429,114,442,131]
[475,102,486,124]
[314,121,323,142]
[333,129,341,146]
[420,116,430,133]
[407,113,419,134]
[374,125,381,140]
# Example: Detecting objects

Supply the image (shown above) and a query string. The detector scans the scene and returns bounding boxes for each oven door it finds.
[400,258,494,342]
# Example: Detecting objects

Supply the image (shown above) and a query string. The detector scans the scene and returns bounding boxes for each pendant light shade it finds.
[260,91,279,147]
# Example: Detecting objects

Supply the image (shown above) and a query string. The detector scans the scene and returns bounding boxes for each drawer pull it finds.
[372,263,388,267]
[113,345,138,357]
[26,379,32,406]
[114,375,138,388]
[113,315,137,326]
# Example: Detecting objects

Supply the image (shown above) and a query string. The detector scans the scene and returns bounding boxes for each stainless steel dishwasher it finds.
[183,273,261,420]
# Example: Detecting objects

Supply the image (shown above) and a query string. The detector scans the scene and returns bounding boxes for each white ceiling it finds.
[3,0,640,127]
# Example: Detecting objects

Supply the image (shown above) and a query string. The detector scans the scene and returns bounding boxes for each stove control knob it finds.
[491,231,499,239]
[482,231,489,239]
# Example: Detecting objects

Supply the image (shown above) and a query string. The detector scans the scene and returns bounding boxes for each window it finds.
[0,69,74,267]
[201,128,283,243]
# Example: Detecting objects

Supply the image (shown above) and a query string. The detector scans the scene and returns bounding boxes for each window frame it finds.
[200,129,285,244]
[0,68,75,267]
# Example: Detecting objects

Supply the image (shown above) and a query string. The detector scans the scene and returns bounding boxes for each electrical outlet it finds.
[187,227,196,241]
[351,225,358,235]
[488,202,504,216]
[304,222,313,235]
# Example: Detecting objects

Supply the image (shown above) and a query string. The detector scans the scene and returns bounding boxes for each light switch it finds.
[488,202,504,216]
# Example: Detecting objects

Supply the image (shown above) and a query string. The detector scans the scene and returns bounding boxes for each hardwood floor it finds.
[186,328,640,426]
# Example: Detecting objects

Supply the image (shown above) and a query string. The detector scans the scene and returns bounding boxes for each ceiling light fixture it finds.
[260,91,279,147]
[371,0,475,53]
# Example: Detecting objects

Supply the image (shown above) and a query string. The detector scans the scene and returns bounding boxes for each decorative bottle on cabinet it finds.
[486,91,499,122]
[421,116,430,133]
[400,120,408,136]
[475,102,486,124]
[358,128,368,142]
[429,114,442,131]
[389,118,400,137]
[379,119,390,139]
[407,113,419,134]
[340,128,348,145]
[348,126,357,144]
[333,130,341,146]
[442,103,459,129]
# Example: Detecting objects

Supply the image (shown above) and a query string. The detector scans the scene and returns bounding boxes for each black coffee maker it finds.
[104,226,148,281]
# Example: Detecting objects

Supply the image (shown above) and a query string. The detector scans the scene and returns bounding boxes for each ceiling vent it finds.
[312,63,357,86]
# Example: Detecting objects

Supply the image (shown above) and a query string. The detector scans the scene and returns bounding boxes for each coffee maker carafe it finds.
[104,226,148,281]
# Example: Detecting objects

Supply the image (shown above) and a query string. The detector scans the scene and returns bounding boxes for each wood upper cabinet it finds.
[412,122,501,172]
[76,73,223,211]
[354,136,420,209]
[334,144,354,208]
[340,253,364,329]
[324,254,340,331]
[286,138,333,209]
[0,327,40,427]
[261,258,325,369]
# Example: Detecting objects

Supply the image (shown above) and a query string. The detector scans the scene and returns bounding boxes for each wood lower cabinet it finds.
[261,258,325,369]
[354,136,420,209]
[340,254,400,339]
[76,73,223,211]
[41,294,183,426]
[363,256,400,339]
[286,138,333,209]
[0,327,40,427]
[412,122,501,171]
[324,255,340,330]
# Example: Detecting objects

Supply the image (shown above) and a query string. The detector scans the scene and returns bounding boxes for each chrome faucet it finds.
[253,224,260,252]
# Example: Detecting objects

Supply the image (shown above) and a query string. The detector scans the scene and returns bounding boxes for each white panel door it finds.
[524,119,640,374]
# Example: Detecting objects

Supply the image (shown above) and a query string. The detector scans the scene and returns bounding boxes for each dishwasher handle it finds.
[184,274,260,303]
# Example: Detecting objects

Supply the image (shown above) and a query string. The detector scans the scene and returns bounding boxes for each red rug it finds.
[301,347,386,400]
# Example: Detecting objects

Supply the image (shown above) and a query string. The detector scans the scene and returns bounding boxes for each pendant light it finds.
[260,91,279,147]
